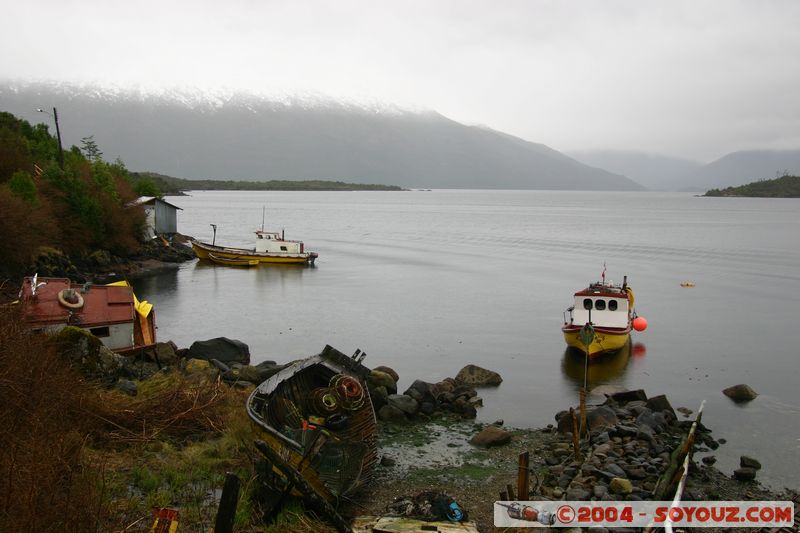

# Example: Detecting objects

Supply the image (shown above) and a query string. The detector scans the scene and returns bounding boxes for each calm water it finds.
[132,190,800,490]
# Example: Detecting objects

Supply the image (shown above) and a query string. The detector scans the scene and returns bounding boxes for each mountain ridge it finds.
[570,148,800,191]
[0,81,640,191]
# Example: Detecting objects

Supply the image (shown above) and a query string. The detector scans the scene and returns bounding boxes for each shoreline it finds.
[347,398,797,532]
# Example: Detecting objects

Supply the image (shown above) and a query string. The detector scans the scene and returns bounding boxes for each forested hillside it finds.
[0,111,148,279]
[704,174,800,197]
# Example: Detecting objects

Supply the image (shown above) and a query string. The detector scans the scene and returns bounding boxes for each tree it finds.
[80,135,103,162]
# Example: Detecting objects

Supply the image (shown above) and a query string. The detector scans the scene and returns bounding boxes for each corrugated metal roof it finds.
[21,277,135,328]
[130,196,184,210]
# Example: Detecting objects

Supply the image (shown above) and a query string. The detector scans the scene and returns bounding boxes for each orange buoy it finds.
[633,316,648,332]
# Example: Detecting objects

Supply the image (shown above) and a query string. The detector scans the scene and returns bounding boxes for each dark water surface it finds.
[133,190,800,490]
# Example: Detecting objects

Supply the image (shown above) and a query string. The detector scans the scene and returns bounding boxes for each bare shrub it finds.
[0,309,107,532]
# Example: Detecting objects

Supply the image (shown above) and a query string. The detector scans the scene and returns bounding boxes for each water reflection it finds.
[561,340,632,386]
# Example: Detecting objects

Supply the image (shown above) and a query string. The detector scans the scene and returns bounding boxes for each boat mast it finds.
[261,206,265,232]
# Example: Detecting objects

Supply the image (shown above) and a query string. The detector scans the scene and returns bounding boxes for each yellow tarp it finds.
[106,280,153,318]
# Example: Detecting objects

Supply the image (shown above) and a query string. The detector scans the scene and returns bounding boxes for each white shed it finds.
[132,197,183,238]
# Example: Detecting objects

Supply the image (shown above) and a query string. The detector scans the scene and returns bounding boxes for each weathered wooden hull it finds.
[191,239,317,265]
[246,345,377,504]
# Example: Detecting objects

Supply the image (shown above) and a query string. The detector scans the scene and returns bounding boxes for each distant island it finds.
[129,172,403,195]
[704,174,800,197]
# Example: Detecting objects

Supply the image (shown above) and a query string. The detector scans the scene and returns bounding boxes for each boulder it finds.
[733,467,757,481]
[373,365,399,383]
[566,487,591,500]
[469,425,512,447]
[610,389,648,404]
[434,379,455,394]
[403,379,437,405]
[609,477,633,495]
[377,404,406,422]
[120,356,160,381]
[50,326,122,383]
[603,463,627,479]
[370,385,389,409]
[454,364,503,387]
[587,405,620,431]
[148,341,179,366]
[722,384,758,403]
[187,337,250,365]
[740,456,761,470]
[236,365,264,384]
[115,379,138,396]
[210,359,232,373]
[367,370,397,395]
[387,394,419,415]
[645,395,676,419]
[184,358,212,374]
[636,410,668,433]
[87,249,113,268]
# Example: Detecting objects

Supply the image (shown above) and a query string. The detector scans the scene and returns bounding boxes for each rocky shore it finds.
[351,372,796,532]
[19,234,195,287]
[39,327,799,532]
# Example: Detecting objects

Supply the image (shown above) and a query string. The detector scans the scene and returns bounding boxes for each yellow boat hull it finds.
[191,240,316,265]
[563,328,630,358]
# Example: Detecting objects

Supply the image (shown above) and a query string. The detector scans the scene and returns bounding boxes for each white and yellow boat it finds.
[562,274,645,359]
[192,229,318,266]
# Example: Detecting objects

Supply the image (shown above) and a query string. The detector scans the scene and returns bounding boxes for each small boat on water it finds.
[247,345,377,510]
[207,253,259,267]
[18,275,156,354]
[562,271,647,359]
[192,225,318,266]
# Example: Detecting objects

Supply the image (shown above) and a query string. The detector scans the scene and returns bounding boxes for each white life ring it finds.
[57,289,84,309]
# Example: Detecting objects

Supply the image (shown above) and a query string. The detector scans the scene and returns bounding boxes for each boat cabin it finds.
[254,230,305,254]
[567,284,631,328]
[19,277,156,353]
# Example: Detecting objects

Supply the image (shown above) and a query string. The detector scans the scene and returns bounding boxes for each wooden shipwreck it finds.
[247,345,378,525]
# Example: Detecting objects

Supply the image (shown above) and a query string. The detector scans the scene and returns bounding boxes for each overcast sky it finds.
[3,0,799,161]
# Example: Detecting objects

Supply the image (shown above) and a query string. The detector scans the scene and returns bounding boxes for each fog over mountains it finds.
[3,82,798,191]
[1,82,640,190]
[570,149,800,191]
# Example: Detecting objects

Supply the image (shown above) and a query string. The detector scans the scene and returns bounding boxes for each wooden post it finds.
[570,408,582,461]
[517,451,530,500]
[499,490,508,501]
[214,472,241,533]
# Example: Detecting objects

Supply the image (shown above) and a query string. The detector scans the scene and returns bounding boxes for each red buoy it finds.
[633,316,648,332]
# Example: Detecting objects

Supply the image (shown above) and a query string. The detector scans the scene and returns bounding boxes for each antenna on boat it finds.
[210,224,217,246]
[261,206,265,232]
[601,261,607,285]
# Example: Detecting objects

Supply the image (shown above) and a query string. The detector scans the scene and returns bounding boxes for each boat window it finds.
[90,326,110,338]
[609,300,618,311]
[280,246,288,251]
[595,299,606,311]
[583,298,593,310]
[257,234,263,239]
